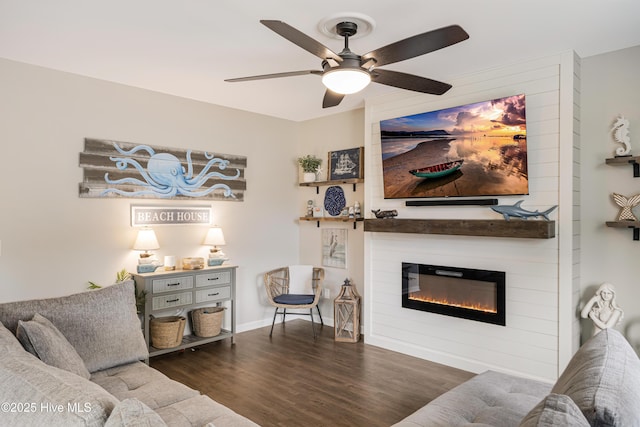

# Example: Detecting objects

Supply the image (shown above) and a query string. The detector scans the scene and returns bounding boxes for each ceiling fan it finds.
[225,20,469,108]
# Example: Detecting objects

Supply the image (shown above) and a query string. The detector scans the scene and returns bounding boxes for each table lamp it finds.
[204,226,227,266]
[133,227,161,273]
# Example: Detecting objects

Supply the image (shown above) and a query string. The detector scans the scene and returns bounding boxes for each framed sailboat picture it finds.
[328,147,364,181]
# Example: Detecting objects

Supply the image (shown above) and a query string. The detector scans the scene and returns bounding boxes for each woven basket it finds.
[150,316,186,349]
[191,307,224,337]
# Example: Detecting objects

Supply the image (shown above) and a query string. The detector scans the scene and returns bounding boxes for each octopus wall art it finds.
[79,139,247,201]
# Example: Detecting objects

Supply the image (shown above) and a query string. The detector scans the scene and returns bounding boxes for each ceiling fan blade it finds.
[362,25,469,68]
[225,70,322,82]
[371,69,452,95]
[323,90,345,108]
[260,20,343,63]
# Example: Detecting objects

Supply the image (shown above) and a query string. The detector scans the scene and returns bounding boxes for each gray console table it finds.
[132,265,237,357]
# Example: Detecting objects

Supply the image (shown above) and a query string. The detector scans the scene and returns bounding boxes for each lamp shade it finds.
[133,228,160,251]
[321,68,371,95]
[204,226,226,246]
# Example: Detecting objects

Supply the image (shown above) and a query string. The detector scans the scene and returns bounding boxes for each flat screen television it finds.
[379,94,528,199]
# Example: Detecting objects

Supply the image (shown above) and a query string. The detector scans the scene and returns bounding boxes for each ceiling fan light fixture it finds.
[321,68,371,95]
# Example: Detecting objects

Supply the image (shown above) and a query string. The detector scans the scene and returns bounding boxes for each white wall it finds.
[363,51,580,381]
[581,45,640,351]
[0,58,300,331]
[296,110,365,325]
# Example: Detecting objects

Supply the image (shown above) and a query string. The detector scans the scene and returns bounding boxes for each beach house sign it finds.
[131,205,212,226]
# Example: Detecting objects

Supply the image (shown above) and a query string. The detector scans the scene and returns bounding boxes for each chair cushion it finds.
[550,328,640,426]
[273,294,315,305]
[519,393,590,427]
[16,313,91,379]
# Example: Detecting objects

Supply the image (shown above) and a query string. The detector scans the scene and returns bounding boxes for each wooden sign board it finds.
[131,205,212,226]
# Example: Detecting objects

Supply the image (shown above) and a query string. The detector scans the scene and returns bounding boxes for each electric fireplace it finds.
[402,263,506,326]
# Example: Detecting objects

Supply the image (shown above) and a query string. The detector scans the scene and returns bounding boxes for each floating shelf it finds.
[364,218,555,239]
[300,216,364,229]
[605,220,640,240]
[605,156,640,177]
[299,178,363,193]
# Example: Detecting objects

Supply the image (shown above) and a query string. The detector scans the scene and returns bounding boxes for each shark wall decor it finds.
[490,200,557,221]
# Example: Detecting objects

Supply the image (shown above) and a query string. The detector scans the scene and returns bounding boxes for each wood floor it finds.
[151,320,475,427]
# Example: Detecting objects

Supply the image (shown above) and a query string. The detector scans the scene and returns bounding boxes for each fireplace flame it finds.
[409,294,497,313]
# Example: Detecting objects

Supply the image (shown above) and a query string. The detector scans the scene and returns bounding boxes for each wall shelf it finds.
[605,220,640,240]
[299,178,363,193]
[605,156,640,177]
[364,218,555,239]
[300,216,364,229]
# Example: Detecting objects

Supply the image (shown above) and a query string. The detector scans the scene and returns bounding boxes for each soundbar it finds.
[406,199,498,207]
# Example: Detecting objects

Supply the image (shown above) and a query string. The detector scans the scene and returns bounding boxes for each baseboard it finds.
[236,318,275,333]
[237,315,335,333]
[364,333,552,382]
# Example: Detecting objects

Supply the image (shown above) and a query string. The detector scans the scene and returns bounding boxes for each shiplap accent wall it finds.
[363,51,580,381]
[561,52,582,370]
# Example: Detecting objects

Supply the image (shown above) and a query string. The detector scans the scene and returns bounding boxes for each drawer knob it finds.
[166,298,179,303]
[167,283,180,286]
[208,277,219,281]
[208,292,220,297]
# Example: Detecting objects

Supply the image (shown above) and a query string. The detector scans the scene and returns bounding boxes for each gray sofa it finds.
[393,327,640,427]
[0,281,258,427]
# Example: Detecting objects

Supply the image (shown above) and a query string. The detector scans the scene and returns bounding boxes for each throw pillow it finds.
[16,313,91,379]
[551,328,640,426]
[288,265,315,294]
[0,321,26,354]
[105,398,167,427]
[519,393,590,427]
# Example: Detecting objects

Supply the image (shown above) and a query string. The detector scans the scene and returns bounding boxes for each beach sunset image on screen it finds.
[379,94,528,199]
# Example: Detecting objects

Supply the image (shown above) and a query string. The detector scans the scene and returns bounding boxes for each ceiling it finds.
[1,1,639,122]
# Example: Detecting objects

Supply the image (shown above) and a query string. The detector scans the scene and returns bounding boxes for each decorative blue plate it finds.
[324,186,346,216]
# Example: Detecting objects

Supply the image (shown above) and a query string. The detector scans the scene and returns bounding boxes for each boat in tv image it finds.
[409,159,464,179]
[379,94,528,199]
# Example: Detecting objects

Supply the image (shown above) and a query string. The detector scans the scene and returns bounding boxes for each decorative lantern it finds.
[334,279,361,342]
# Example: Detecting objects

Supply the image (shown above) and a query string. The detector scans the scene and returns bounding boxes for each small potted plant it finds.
[297,155,322,182]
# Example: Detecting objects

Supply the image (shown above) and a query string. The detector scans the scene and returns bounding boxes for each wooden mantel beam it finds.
[363,219,556,239]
